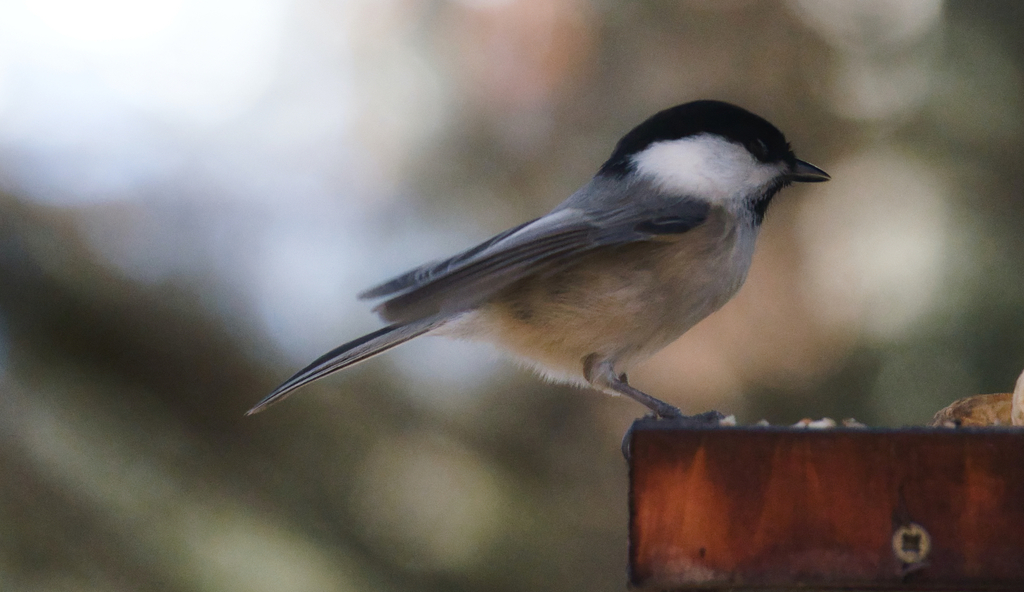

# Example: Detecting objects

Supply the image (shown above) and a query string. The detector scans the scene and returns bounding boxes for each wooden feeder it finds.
[627,418,1024,590]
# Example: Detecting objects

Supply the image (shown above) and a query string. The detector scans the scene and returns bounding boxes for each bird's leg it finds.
[583,354,684,418]
[583,354,725,422]
[584,355,727,460]
[613,372,685,418]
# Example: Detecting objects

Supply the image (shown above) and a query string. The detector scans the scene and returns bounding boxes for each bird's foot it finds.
[621,409,726,460]
[653,409,725,426]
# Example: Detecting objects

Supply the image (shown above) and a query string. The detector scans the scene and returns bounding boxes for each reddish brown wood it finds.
[627,422,1024,590]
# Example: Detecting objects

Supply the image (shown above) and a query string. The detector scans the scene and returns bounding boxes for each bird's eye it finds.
[749,138,769,160]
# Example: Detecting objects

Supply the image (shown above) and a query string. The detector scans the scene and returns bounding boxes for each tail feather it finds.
[247,317,444,415]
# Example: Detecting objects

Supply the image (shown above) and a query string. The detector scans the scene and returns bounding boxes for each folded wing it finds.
[363,198,710,324]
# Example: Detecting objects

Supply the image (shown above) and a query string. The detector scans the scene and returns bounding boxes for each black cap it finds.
[598,100,797,177]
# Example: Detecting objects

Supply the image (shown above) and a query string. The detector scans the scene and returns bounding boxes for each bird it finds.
[248,100,829,420]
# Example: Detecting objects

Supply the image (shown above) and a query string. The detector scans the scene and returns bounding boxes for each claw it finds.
[620,410,726,460]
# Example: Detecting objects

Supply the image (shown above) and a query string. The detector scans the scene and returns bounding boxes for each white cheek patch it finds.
[631,134,784,204]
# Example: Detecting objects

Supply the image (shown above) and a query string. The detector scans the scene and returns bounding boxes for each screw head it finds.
[892,522,931,564]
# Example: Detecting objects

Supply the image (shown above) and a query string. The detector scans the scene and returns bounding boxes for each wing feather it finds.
[359,219,536,300]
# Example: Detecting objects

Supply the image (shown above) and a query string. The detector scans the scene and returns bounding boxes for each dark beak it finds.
[788,159,830,183]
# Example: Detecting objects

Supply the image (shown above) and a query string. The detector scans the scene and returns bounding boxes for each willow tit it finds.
[248,100,829,419]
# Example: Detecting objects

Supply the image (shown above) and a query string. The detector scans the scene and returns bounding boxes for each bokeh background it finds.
[2,0,1023,590]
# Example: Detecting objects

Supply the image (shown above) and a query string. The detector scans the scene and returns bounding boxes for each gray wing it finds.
[363,198,711,323]
[358,219,536,300]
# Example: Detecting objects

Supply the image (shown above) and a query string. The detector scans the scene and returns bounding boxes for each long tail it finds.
[246,316,445,415]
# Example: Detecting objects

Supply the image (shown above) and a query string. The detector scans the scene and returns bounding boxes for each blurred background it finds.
[1,0,1023,590]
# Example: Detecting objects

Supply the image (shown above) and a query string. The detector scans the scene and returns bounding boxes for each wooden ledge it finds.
[627,420,1024,590]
